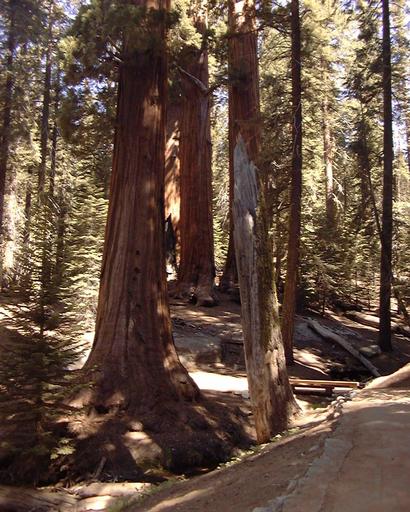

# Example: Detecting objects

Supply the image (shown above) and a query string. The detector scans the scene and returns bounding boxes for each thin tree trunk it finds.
[23,168,33,245]
[379,0,393,352]
[220,93,237,292]
[356,111,372,224]
[82,0,198,412]
[322,92,336,227]
[55,201,66,289]
[49,67,61,197]
[281,0,303,365]
[178,12,216,306]
[38,11,53,195]
[0,3,16,239]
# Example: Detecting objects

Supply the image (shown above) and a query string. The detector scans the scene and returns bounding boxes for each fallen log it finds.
[306,319,381,378]
[345,311,379,329]
[345,311,410,337]
[0,485,77,512]
[0,483,144,512]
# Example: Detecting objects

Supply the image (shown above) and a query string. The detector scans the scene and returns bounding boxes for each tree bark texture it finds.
[178,18,216,306]
[281,0,302,365]
[379,0,393,352]
[233,136,297,443]
[83,0,199,412]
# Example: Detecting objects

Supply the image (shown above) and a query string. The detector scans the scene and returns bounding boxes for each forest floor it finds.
[0,293,410,511]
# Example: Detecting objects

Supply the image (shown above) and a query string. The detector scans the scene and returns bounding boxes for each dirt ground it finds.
[169,294,410,381]
[0,293,410,511]
[129,411,336,512]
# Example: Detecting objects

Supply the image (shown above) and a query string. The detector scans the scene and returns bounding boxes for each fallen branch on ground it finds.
[345,311,410,337]
[306,319,381,378]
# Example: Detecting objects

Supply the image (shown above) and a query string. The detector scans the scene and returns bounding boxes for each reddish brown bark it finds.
[281,0,303,365]
[177,15,216,306]
[82,0,199,412]
[227,0,260,163]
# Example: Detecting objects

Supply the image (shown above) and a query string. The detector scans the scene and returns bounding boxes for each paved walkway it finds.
[257,388,410,512]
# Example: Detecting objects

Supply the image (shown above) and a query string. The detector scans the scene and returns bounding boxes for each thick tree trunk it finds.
[233,136,297,443]
[82,0,199,412]
[178,20,216,306]
[281,0,303,365]
[379,0,393,352]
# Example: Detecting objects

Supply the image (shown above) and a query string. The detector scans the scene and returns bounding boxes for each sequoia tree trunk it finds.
[178,13,216,306]
[379,0,393,352]
[281,0,303,365]
[82,0,199,412]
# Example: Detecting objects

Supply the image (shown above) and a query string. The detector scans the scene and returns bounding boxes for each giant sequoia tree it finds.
[80,0,199,412]
[177,1,216,306]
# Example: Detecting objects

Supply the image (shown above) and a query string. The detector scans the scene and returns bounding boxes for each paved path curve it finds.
[256,389,410,512]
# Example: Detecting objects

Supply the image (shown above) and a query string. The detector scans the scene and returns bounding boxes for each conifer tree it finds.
[75,0,200,413]
[379,0,393,351]
[281,0,302,365]
[177,0,216,306]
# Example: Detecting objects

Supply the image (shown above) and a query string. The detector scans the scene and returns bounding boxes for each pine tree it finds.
[379,0,393,351]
